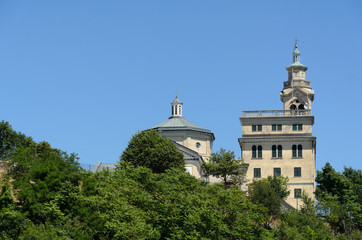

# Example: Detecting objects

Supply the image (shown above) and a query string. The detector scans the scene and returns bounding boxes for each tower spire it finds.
[293,38,300,63]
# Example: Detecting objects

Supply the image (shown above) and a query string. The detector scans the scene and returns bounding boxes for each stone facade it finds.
[239,43,316,209]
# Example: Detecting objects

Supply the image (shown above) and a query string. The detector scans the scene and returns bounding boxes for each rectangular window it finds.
[185,166,193,175]
[293,124,303,131]
[274,168,281,176]
[254,168,261,178]
[252,125,262,132]
[272,124,282,131]
[294,189,302,198]
[294,167,301,177]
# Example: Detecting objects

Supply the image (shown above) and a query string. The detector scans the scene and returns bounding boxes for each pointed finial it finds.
[176,90,178,98]
[295,37,298,48]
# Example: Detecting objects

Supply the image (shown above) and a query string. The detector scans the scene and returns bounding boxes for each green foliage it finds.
[3,121,361,239]
[0,209,27,239]
[248,175,290,225]
[202,148,246,187]
[72,165,269,239]
[0,121,35,161]
[8,142,82,223]
[316,163,362,235]
[274,192,334,240]
[0,182,14,209]
[120,129,185,173]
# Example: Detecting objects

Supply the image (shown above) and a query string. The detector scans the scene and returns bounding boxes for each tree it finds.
[202,148,246,188]
[0,121,35,161]
[248,175,290,226]
[71,165,270,239]
[275,194,334,240]
[8,142,82,223]
[120,129,185,173]
[316,162,362,235]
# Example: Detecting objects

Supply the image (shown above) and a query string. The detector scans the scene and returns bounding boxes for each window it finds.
[252,125,262,132]
[272,145,282,158]
[293,124,303,131]
[258,145,263,158]
[272,145,277,158]
[254,168,261,178]
[252,145,257,158]
[294,189,302,198]
[278,145,282,158]
[298,145,303,157]
[294,167,301,177]
[292,145,302,158]
[292,145,297,158]
[185,166,193,175]
[272,124,282,131]
[274,168,281,176]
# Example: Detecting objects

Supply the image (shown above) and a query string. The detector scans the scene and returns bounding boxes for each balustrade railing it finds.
[242,109,311,117]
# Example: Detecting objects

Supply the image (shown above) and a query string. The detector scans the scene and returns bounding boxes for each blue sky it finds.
[1,1,361,172]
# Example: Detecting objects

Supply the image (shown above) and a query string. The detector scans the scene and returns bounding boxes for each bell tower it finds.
[280,41,314,111]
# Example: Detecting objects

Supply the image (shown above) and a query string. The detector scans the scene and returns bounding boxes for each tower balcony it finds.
[242,109,311,117]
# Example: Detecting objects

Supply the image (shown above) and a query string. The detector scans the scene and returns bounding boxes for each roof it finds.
[172,97,182,104]
[92,162,117,172]
[286,62,308,70]
[152,116,214,136]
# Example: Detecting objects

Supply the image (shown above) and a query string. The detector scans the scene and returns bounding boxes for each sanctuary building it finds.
[239,43,316,209]
[152,97,215,180]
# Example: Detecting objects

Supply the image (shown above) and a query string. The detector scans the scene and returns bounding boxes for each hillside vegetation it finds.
[0,121,360,239]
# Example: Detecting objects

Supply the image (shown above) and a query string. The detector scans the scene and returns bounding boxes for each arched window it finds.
[298,104,305,110]
[290,104,297,110]
[272,145,277,158]
[258,145,262,158]
[298,144,303,157]
[292,145,297,158]
[252,145,256,158]
[278,145,283,158]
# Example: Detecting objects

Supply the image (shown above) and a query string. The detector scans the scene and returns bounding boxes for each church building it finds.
[152,97,215,180]
[238,43,316,209]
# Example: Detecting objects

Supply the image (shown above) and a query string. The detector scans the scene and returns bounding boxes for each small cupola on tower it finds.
[171,96,183,117]
[293,43,301,64]
[280,41,315,111]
